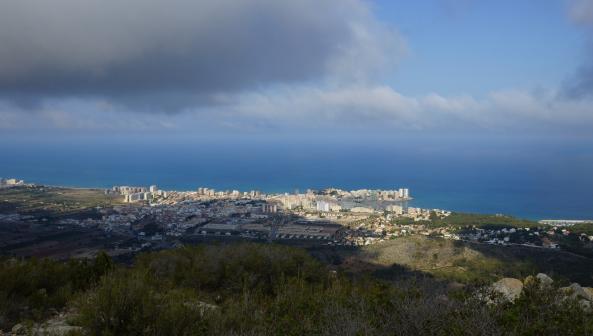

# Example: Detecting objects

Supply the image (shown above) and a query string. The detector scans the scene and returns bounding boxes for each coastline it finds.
[3,180,592,222]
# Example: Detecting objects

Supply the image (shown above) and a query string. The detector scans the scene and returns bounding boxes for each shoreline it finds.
[3,182,593,223]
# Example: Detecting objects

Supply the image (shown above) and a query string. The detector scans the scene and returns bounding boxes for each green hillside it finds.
[2,243,593,335]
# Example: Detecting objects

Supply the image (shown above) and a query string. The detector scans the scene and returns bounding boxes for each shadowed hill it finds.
[313,236,593,286]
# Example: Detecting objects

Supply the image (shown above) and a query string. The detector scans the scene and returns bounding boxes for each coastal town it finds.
[1,177,592,260]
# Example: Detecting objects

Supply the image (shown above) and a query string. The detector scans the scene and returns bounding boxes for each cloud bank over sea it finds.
[0,0,592,136]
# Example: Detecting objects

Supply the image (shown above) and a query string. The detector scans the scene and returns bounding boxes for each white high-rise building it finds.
[150,185,158,193]
[398,188,410,199]
[316,201,330,212]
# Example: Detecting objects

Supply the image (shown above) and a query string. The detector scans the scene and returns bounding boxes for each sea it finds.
[1,133,592,220]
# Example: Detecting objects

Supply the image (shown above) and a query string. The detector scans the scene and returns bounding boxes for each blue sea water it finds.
[1,134,592,220]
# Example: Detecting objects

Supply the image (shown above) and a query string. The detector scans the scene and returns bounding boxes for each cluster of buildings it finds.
[53,183,592,250]
[0,178,25,187]
[3,179,593,257]
[111,185,168,203]
[276,193,316,210]
[316,200,341,212]
[385,207,452,222]
[456,225,593,248]
[538,219,593,227]
[272,188,412,213]
[197,187,261,199]
[52,195,346,248]
[372,188,410,200]
[318,188,411,200]
[41,184,440,248]
[14,180,590,252]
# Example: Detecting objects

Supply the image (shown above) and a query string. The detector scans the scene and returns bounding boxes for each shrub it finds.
[0,252,113,330]
[491,280,593,335]
[75,270,208,336]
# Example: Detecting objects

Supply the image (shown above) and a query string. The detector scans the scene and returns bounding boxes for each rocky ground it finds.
[489,273,593,311]
[3,311,81,336]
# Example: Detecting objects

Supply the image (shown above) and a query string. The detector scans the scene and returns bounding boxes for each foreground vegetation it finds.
[1,243,593,335]
[0,252,113,330]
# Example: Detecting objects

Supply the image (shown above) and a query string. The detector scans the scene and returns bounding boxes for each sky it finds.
[0,0,593,137]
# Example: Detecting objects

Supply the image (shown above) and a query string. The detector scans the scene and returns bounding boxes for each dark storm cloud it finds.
[0,0,400,109]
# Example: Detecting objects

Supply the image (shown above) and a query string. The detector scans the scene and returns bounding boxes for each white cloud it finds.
[216,85,593,132]
[3,85,592,135]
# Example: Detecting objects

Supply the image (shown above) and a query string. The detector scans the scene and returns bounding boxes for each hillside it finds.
[314,236,593,286]
[2,243,593,335]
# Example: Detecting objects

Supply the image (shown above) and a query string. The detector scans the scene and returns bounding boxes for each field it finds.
[0,186,127,259]
[0,186,124,218]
